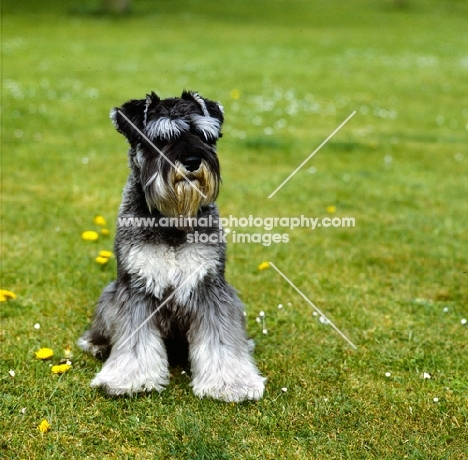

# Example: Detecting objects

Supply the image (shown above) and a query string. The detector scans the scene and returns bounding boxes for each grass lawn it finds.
[1,0,468,458]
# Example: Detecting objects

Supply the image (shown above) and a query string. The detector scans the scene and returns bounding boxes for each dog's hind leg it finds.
[77,281,116,361]
[188,281,266,402]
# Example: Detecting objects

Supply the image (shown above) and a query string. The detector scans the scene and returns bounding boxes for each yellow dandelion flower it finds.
[326,205,336,213]
[51,363,71,374]
[93,215,107,226]
[258,261,270,271]
[0,289,16,302]
[35,348,54,360]
[99,250,113,258]
[101,228,110,236]
[82,230,99,241]
[230,89,241,100]
[95,256,109,265]
[38,419,51,433]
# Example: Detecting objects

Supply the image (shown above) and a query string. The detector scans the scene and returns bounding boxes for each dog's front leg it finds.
[90,296,170,396]
[188,283,266,402]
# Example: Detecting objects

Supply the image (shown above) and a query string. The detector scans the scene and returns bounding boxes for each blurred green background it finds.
[1,1,467,458]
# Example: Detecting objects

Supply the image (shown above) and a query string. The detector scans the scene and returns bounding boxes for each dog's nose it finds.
[183,155,202,172]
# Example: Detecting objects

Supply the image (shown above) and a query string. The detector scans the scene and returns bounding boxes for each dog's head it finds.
[110,91,223,219]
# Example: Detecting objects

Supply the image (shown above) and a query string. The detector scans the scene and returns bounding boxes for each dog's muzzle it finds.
[141,135,220,221]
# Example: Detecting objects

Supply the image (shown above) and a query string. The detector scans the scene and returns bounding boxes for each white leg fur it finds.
[189,320,266,402]
[90,326,170,396]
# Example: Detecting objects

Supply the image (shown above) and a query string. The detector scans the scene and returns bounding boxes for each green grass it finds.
[1,0,468,458]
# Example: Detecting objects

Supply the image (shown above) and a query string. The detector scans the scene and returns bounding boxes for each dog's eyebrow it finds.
[145,117,190,141]
[190,113,221,140]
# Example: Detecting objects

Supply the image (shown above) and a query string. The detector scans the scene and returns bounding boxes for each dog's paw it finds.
[90,360,169,396]
[192,370,266,402]
[91,374,167,396]
[77,331,110,361]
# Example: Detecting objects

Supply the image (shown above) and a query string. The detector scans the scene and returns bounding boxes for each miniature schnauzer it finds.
[78,91,265,402]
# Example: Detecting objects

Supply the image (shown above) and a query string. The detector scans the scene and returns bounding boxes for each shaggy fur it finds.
[78,91,265,402]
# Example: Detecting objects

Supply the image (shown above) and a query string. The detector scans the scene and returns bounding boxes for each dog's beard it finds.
[144,162,219,222]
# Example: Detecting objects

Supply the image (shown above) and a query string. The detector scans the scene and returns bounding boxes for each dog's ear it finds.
[181,90,224,124]
[110,92,161,144]
[203,98,224,126]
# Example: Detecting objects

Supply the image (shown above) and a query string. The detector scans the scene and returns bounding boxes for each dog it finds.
[78,90,265,402]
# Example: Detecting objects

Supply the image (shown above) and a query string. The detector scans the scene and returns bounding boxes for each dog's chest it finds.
[124,242,219,304]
